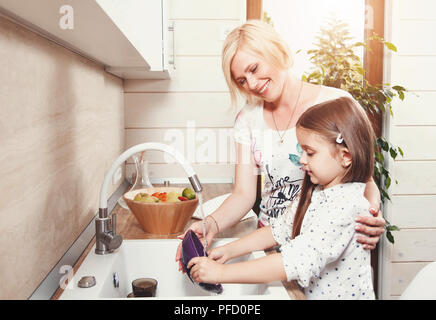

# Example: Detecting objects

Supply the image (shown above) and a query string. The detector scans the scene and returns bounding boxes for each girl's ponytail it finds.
[292,174,314,238]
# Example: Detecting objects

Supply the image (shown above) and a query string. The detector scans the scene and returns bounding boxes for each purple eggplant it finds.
[181,230,223,294]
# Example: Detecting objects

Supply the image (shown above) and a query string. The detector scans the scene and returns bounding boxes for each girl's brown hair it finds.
[292,97,376,238]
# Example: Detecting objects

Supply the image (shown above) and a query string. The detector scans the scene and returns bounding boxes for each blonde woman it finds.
[176,20,385,268]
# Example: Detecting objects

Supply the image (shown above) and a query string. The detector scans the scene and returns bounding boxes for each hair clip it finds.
[336,133,344,144]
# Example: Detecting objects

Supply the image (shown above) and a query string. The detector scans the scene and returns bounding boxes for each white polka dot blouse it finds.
[271,182,375,300]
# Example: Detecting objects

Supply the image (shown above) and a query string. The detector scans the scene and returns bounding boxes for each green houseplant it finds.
[302,18,404,243]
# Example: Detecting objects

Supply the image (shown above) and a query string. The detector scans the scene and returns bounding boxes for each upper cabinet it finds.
[0,0,173,79]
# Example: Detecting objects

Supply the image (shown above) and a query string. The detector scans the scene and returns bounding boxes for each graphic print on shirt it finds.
[288,143,303,167]
[264,163,302,218]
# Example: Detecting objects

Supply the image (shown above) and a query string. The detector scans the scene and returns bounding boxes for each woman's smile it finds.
[258,79,270,95]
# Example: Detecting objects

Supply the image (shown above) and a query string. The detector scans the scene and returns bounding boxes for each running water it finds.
[197,192,208,256]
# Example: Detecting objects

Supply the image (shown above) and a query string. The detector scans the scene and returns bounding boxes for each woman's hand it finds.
[187,257,224,284]
[359,178,386,250]
[175,217,219,272]
[356,207,386,250]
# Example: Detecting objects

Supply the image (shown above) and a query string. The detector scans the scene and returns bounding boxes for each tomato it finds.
[159,193,167,202]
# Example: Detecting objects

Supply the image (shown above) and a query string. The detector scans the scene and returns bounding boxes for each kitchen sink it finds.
[59,239,290,299]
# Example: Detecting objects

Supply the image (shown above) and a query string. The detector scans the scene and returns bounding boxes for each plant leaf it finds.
[385,176,391,189]
[380,188,391,202]
[384,41,397,52]
[390,147,398,159]
[398,147,404,157]
[386,230,395,244]
[398,90,405,100]
[387,225,401,232]
[392,85,406,91]
[375,151,385,163]
[378,138,389,151]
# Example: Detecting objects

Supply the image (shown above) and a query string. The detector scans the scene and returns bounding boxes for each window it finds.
[263,0,366,78]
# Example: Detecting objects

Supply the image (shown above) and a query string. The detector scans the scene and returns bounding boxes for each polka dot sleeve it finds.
[279,206,357,287]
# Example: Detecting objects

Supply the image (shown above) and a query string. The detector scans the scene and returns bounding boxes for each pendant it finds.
[280,139,284,144]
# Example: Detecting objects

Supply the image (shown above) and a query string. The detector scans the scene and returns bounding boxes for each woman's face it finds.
[231,48,287,103]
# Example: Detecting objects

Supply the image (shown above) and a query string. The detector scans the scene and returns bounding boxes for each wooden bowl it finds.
[123,187,198,235]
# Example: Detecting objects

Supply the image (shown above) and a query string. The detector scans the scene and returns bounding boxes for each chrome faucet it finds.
[95,142,202,255]
[95,208,123,254]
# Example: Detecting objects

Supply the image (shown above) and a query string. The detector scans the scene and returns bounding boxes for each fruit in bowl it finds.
[133,193,159,203]
[182,188,196,200]
[123,187,198,235]
[132,188,196,203]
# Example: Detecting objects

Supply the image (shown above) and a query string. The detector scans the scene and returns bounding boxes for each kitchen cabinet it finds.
[0,0,173,79]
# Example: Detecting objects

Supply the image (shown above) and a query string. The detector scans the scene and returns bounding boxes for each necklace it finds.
[271,81,303,144]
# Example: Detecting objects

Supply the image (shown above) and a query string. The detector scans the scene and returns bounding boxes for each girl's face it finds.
[296,127,351,189]
[230,48,287,103]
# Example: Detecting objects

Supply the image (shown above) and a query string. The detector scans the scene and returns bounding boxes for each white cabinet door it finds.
[96,0,167,71]
[98,0,172,78]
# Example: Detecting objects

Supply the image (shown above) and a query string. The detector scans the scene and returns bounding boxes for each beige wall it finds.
[124,0,246,184]
[0,16,125,299]
[381,0,436,299]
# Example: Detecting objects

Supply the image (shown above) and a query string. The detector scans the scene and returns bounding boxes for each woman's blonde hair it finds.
[292,97,376,238]
[222,20,293,109]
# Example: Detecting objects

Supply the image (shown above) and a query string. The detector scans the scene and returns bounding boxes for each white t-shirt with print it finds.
[270,182,375,300]
[233,85,355,226]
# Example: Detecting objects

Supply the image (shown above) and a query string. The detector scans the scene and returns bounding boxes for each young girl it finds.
[187,97,376,299]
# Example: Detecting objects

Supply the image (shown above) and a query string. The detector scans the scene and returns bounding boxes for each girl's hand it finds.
[175,218,219,272]
[208,245,231,264]
[355,207,386,250]
[187,257,224,284]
